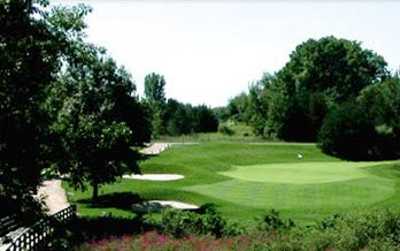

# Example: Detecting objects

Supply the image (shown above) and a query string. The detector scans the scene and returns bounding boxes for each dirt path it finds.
[37,180,70,215]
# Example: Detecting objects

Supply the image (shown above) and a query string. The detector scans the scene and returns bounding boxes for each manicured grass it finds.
[220,161,393,184]
[64,142,400,225]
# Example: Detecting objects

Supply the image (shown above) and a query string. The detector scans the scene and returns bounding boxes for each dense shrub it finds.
[318,102,378,160]
[73,209,400,251]
[258,209,295,232]
[162,99,219,136]
[153,206,244,238]
[265,36,388,142]
[218,124,235,136]
[318,77,400,160]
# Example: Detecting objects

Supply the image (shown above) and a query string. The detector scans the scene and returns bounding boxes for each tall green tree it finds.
[318,75,400,160]
[144,73,167,137]
[193,105,219,133]
[247,73,273,136]
[266,36,388,141]
[47,42,142,201]
[227,92,251,122]
[0,0,86,217]
[144,73,166,104]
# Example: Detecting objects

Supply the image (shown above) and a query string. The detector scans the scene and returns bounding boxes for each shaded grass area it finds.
[64,142,400,225]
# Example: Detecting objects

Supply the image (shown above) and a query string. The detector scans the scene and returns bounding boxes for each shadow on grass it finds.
[77,192,143,211]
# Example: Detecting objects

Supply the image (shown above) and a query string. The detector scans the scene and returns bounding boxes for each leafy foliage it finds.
[218,124,235,136]
[317,102,377,160]
[75,210,400,251]
[319,76,400,160]
[144,73,166,105]
[247,74,272,136]
[266,36,388,141]
[147,97,218,138]
[258,209,295,232]
[227,92,251,123]
[225,36,390,143]
[0,0,81,218]
[153,205,244,238]
[143,73,166,137]
[47,44,143,200]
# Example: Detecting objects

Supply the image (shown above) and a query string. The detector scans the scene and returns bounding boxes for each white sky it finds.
[55,0,400,107]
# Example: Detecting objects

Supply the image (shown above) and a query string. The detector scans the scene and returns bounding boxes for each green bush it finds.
[157,206,244,238]
[218,124,235,136]
[73,209,400,250]
[318,102,378,160]
[258,209,295,232]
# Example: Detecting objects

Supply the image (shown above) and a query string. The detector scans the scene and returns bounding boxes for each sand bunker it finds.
[140,143,171,155]
[132,200,199,213]
[122,174,184,181]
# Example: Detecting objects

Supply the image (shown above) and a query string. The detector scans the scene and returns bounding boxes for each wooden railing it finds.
[4,205,76,251]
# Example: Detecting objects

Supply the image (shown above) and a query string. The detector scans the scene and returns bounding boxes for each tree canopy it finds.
[267,36,388,141]
[144,73,167,105]
[1,0,152,210]
[0,0,83,217]
[47,42,145,200]
[223,36,390,143]
[318,76,400,160]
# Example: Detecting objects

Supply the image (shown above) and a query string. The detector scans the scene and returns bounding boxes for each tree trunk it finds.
[92,182,99,202]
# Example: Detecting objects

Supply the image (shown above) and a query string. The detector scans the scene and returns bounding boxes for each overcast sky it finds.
[55,0,400,107]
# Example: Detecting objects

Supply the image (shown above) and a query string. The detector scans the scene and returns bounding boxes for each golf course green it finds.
[64,142,400,225]
[220,161,392,184]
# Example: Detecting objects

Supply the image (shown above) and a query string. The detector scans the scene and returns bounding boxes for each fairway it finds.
[64,142,400,225]
[220,162,389,184]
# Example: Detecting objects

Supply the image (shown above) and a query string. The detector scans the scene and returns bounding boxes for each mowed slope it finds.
[64,142,400,225]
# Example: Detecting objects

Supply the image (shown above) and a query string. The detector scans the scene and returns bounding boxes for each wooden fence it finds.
[4,205,76,251]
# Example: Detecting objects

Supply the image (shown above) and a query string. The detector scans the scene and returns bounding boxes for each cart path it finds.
[37,179,70,215]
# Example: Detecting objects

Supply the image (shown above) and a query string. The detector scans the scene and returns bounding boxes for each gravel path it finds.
[37,180,70,215]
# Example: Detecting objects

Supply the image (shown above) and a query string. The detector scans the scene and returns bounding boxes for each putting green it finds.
[184,175,395,210]
[220,161,390,184]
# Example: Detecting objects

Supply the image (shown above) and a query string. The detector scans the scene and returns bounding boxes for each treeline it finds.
[143,73,218,137]
[223,36,400,160]
[0,0,216,220]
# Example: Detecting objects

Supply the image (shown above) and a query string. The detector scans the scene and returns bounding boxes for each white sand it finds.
[132,200,199,213]
[140,142,200,155]
[140,143,171,155]
[123,174,184,181]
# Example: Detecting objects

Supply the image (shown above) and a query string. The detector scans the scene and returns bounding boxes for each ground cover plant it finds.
[64,142,400,225]
[73,209,400,251]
